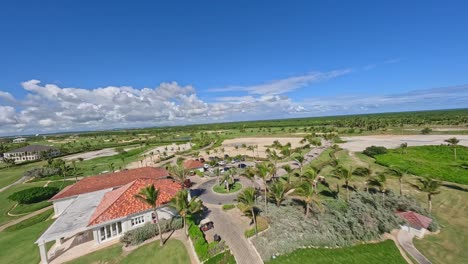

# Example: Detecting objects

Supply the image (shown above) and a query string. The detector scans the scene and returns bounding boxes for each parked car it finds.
[199,157,206,163]
[183,179,192,188]
[203,164,210,169]
[200,218,214,232]
[238,163,247,169]
[218,160,226,166]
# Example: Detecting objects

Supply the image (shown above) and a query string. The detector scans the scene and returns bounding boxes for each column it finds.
[38,240,48,264]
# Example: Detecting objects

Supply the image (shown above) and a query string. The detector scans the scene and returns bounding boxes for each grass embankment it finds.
[205,251,236,264]
[213,182,243,194]
[267,240,406,264]
[0,212,54,263]
[66,239,190,264]
[0,160,46,189]
[374,145,468,184]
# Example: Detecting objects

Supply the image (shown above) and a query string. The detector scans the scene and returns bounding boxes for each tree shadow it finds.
[442,183,468,192]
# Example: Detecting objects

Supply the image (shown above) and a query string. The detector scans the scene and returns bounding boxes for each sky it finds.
[0,0,467,136]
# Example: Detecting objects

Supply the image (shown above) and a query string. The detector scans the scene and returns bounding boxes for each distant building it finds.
[12,137,27,143]
[3,145,60,163]
[183,159,205,173]
[396,211,433,238]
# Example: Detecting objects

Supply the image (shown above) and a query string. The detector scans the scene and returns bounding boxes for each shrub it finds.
[120,217,183,246]
[363,146,388,157]
[205,251,236,264]
[421,127,432,134]
[222,204,235,211]
[8,187,59,204]
[23,167,60,178]
[188,218,209,261]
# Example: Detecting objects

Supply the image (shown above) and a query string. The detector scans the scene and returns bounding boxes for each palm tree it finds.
[247,145,255,159]
[168,161,189,188]
[237,187,258,237]
[134,185,164,246]
[71,160,78,182]
[386,167,406,196]
[412,177,441,212]
[256,162,271,212]
[352,166,372,192]
[280,146,292,160]
[302,167,317,184]
[369,173,388,204]
[171,189,202,237]
[281,164,294,184]
[445,137,460,160]
[267,150,281,169]
[332,165,353,202]
[294,182,322,218]
[293,154,306,174]
[269,181,294,206]
[400,142,408,154]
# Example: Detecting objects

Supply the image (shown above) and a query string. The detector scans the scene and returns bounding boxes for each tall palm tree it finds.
[256,162,271,212]
[171,189,202,237]
[168,161,189,188]
[294,182,322,218]
[412,177,441,212]
[237,187,258,237]
[134,185,164,246]
[281,164,294,184]
[280,146,292,160]
[332,165,353,202]
[369,173,388,204]
[352,166,372,192]
[386,167,406,196]
[445,137,460,160]
[269,181,294,206]
[267,150,281,169]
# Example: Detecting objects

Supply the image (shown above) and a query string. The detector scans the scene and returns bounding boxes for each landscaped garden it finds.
[213,182,243,194]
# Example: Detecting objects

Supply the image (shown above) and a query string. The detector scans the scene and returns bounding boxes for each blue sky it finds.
[0,1,467,135]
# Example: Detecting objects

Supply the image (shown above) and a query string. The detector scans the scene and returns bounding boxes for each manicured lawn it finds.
[9,200,51,215]
[267,240,406,264]
[0,160,46,189]
[67,239,190,264]
[213,182,242,194]
[374,145,468,184]
[205,251,236,264]
[0,217,53,263]
[4,208,53,232]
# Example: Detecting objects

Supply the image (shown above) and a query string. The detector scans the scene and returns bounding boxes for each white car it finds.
[203,164,210,169]
[218,161,226,166]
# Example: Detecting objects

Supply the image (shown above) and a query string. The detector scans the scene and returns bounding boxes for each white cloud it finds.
[208,69,352,95]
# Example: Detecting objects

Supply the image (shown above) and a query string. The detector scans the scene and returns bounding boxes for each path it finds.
[0,176,28,193]
[206,206,263,264]
[0,205,53,232]
[194,177,256,205]
[397,230,432,264]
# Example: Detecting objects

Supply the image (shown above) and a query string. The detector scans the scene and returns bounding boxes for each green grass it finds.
[0,217,54,263]
[222,204,236,210]
[213,182,243,194]
[9,200,51,215]
[205,251,236,264]
[66,239,190,264]
[245,216,269,238]
[4,208,53,231]
[267,240,406,264]
[0,160,47,189]
[374,145,468,184]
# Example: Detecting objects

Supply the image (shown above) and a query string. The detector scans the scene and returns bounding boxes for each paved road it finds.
[194,177,256,205]
[207,206,263,264]
[0,205,53,232]
[397,230,432,264]
[0,176,29,193]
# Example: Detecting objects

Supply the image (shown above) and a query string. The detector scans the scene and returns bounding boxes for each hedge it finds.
[120,217,183,246]
[362,146,388,157]
[8,187,59,204]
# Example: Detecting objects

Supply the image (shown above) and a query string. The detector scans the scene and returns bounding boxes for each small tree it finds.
[237,187,258,237]
[445,137,460,160]
[294,182,322,218]
[168,161,189,188]
[134,185,164,246]
[400,142,408,154]
[171,189,202,237]
[386,167,406,196]
[332,165,353,202]
[412,177,441,212]
[368,173,388,204]
[421,127,432,134]
[293,154,306,174]
[269,181,294,206]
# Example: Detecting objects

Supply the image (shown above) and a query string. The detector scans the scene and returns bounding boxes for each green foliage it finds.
[187,218,209,261]
[421,127,432,134]
[245,216,269,238]
[213,182,242,194]
[252,191,435,259]
[374,145,468,184]
[205,251,236,264]
[23,167,60,178]
[363,146,388,157]
[222,204,236,210]
[4,209,53,232]
[120,218,183,246]
[267,240,406,264]
[8,187,59,204]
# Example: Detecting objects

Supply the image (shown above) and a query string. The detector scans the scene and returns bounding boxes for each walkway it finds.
[206,206,263,264]
[0,205,53,232]
[0,176,28,193]
[194,177,256,205]
[397,230,432,264]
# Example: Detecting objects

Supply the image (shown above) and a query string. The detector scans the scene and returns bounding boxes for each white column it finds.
[38,240,48,264]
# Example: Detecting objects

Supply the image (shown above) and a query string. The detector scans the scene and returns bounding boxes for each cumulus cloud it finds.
[208,69,352,95]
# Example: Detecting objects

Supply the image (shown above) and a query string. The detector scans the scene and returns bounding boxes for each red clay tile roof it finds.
[87,178,182,226]
[183,159,204,170]
[396,211,432,229]
[51,167,169,201]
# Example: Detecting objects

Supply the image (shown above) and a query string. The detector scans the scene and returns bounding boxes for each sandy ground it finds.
[210,137,306,159]
[63,147,136,161]
[339,134,468,152]
[126,142,193,169]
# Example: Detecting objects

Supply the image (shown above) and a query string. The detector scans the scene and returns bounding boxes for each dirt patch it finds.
[63,146,136,161]
[340,135,468,152]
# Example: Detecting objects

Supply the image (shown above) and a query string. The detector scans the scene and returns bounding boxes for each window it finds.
[131,215,145,226]
[98,221,123,242]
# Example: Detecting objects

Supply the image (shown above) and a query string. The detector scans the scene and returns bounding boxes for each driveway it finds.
[193,177,256,205]
[397,230,432,264]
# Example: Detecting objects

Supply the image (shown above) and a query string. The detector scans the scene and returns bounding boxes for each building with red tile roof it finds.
[51,167,170,201]
[396,211,433,238]
[88,178,182,226]
[183,159,204,171]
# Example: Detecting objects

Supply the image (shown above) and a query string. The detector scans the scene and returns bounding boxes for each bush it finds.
[362,146,388,157]
[222,204,235,211]
[120,217,183,246]
[188,218,209,261]
[8,187,59,204]
[23,167,60,178]
[205,251,236,264]
[252,191,434,259]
